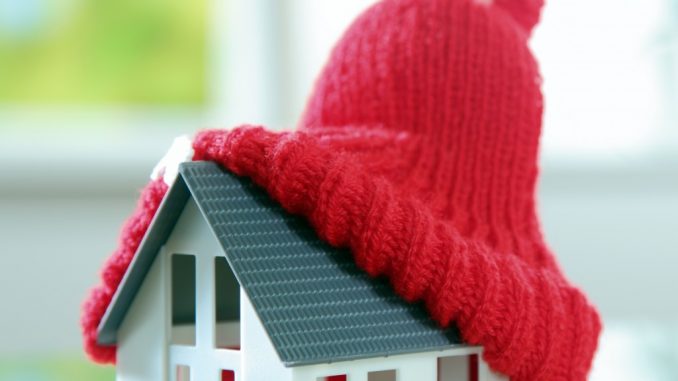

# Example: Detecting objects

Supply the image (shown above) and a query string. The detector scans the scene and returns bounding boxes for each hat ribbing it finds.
[82,0,601,379]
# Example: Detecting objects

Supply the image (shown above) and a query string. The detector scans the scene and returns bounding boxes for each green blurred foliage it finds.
[0,355,114,381]
[0,0,207,105]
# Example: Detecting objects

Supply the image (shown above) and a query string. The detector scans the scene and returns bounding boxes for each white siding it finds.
[117,250,169,381]
[241,288,294,381]
[164,198,242,380]
[291,346,481,381]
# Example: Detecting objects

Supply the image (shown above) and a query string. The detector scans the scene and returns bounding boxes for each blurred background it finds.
[0,0,676,380]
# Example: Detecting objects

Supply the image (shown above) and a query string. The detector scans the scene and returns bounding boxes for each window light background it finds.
[0,0,676,380]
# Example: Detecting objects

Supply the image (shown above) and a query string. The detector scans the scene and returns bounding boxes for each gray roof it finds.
[99,161,463,366]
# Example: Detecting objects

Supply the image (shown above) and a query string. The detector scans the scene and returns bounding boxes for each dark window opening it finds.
[437,354,478,381]
[215,256,241,349]
[369,369,397,381]
[171,254,196,346]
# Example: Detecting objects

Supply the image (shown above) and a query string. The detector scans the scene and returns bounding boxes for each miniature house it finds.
[97,161,507,381]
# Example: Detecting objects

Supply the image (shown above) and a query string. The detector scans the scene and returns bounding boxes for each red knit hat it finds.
[82,0,602,379]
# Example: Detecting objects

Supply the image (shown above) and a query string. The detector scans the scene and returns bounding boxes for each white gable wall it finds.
[161,197,294,380]
[169,198,292,380]
[117,247,169,381]
[241,288,294,381]
[164,198,242,380]
[117,197,249,381]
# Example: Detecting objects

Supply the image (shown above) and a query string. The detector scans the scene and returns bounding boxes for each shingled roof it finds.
[98,161,464,366]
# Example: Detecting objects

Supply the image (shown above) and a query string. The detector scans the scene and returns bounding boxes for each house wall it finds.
[116,197,248,381]
[164,198,242,380]
[241,288,294,381]
[290,346,507,381]
[114,196,508,381]
[168,198,294,380]
[117,248,169,381]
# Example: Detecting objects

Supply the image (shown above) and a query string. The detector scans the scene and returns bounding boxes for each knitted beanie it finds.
[82,0,602,379]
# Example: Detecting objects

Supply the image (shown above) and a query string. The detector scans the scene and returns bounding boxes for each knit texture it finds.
[81,0,602,379]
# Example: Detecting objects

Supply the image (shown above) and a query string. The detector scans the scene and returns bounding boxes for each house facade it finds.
[98,162,506,381]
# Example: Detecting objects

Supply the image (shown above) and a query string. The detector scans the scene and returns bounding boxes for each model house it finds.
[97,161,506,381]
